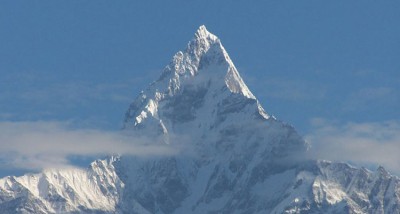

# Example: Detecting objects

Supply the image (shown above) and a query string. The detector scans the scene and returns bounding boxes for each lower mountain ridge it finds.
[1,26,398,213]
[1,156,399,213]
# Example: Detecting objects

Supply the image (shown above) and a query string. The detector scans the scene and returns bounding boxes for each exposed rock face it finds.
[0,26,399,214]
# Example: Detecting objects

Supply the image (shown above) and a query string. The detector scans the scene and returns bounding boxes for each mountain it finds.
[1,26,399,214]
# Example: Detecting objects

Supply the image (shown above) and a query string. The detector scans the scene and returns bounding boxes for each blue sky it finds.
[1,1,399,175]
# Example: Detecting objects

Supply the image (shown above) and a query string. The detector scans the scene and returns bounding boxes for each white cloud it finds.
[247,77,326,101]
[306,119,400,174]
[342,87,398,112]
[0,71,151,110]
[0,121,177,171]
[0,113,14,120]
[18,81,133,104]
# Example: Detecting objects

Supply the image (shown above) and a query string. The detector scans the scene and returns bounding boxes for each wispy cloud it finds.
[306,118,400,174]
[17,81,133,104]
[352,69,378,77]
[342,87,398,112]
[0,121,177,171]
[0,70,156,112]
[245,77,326,101]
[0,113,14,120]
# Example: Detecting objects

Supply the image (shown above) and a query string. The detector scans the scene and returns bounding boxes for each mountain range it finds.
[0,26,399,214]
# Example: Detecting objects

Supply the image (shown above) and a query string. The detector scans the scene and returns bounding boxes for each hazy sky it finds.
[1,1,399,175]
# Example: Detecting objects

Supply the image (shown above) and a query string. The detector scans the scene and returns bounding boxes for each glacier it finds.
[0,25,399,214]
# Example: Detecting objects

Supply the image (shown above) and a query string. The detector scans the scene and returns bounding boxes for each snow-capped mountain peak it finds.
[194,25,215,40]
[155,25,254,98]
[124,26,267,138]
[187,25,219,67]
[187,25,254,99]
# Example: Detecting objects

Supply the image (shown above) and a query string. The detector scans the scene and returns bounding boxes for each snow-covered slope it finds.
[1,26,399,214]
[0,157,122,213]
[2,158,399,213]
[123,25,305,159]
